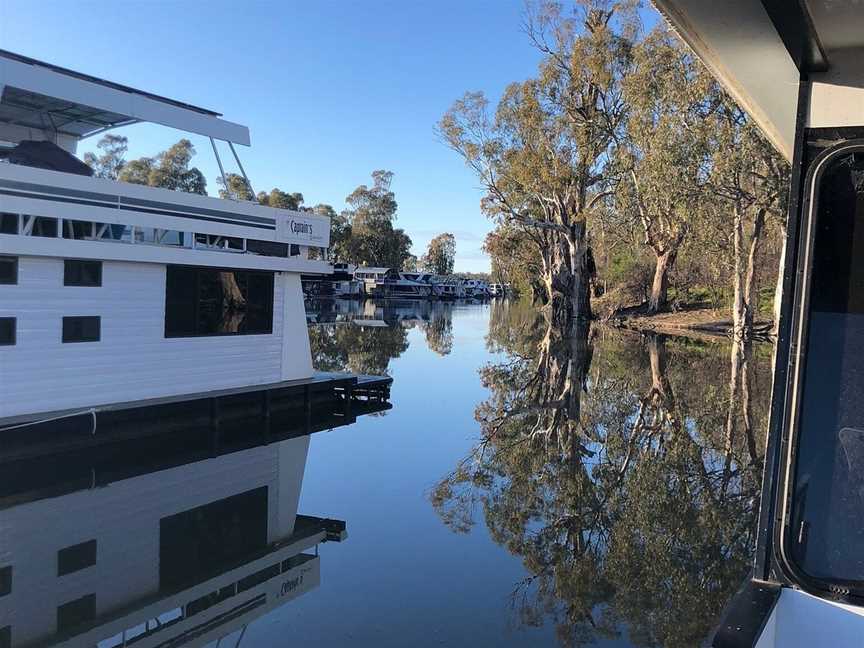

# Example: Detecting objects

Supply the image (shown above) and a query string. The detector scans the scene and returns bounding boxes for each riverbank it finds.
[606,305,773,340]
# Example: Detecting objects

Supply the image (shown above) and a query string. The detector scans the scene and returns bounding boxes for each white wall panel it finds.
[0,257,314,418]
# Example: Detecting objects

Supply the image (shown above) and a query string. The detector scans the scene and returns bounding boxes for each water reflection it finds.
[431,300,772,647]
[0,418,364,648]
[307,298,464,374]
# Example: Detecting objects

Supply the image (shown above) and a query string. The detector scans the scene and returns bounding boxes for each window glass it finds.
[0,626,8,648]
[164,266,274,337]
[247,239,288,258]
[789,150,864,584]
[57,594,96,633]
[0,213,17,235]
[0,566,10,597]
[62,220,96,240]
[0,318,15,346]
[62,317,101,343]
[0,257,16,285]
[58,539,97,576]
[159,487,267,589]
[30,216,57,238]
[64,260,102,287]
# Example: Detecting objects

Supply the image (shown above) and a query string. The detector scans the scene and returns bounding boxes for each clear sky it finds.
[0,0,567,272]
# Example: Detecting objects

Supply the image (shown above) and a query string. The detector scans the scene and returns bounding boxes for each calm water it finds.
[1,299,773,648]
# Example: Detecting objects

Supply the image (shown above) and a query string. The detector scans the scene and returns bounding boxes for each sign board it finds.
[275,213,330,248]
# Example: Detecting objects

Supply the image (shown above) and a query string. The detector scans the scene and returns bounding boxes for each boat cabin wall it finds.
[0,256,313,419]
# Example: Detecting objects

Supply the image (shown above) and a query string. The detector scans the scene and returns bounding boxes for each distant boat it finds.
[354,267,432,299]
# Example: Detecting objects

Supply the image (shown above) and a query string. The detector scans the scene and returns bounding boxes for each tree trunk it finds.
[567,223,592,321]
[732,206,766,341]
[648,249,676,314]
[772,221,788,337]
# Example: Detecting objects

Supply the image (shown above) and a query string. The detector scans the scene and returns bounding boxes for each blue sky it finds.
[0,0,554,271]
[1,1,658,272]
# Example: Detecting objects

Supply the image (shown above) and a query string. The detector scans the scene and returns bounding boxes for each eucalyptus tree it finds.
[119,139,207,195]
[439,1,635,322]
[422,232,456,275]
[618,28,714,313]
[83,134,128,179]
[705,96,789,340]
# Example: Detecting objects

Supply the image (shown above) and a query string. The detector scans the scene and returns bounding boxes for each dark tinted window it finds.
[789,150,864,584]
[0,213,17,234]
[64,260,102,287]
[56,594,95,633]
[62,317,100,343]
[0,319,15,346]
[159,487,268,589]
[164,266,274,337]
[0,566,10,597]
[30,216,57,238]
[58,540,97,576]
[0,257,16,284]
[0,626,9,648]
[246,239,288,258]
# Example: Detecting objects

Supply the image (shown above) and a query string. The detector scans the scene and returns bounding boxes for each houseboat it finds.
[652,1,864,646]
[353,266,432,299]
[0,49,337,426]
[302,263,363,299]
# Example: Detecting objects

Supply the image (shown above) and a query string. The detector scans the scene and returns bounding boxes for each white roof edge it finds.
[652,0,798,162]
[0,55,251,146]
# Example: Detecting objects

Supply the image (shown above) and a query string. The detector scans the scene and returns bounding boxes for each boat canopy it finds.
[653,0,864,161]
[0,49,250,149]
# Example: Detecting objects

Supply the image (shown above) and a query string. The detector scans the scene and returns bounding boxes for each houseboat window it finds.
[159,487,267,589]
[62,219,95,240]
[62,316,101,343]
[97,224,132,242]
[56,593,96,633]
[0,626,9,648]
[164,266,274,337]
[64,260,102,287]
[0,319,16,346]
[0,257,16,284]
[290,244,300,256]
[247,239,288,258]
[29,216,57,238]
[194,233,243,251]
[788,148,864,586]
[0,566,10,596]
[0,213,17,235]
[57,539,97,576]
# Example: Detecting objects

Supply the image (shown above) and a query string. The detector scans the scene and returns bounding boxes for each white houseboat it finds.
[653,1,864,646]
[353,266,432,299]
[0,50,333,425]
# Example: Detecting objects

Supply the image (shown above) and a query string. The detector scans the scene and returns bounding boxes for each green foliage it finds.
[421,233,456,275]
[118,139,206,195]
[82,134,128,179]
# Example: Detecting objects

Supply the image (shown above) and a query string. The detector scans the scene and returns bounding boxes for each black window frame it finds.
[64,260,102,287]
[164,265,275,338]
[777,140,864,601]
[62,316,101,343]
[57,539,97,576]
[0,256,17,285]
[0,318,15,346]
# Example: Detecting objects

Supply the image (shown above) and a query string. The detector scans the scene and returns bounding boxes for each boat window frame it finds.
[776,139,864,600]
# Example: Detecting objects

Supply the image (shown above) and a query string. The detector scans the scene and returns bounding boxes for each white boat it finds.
[354,267,432,299]
[489,283,504,297]
[653,2,864,646]
[0,49,334,424]
[462,279,491,299]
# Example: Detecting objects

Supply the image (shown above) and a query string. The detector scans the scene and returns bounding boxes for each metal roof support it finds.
[228,140,256,201]
[209,137,233,200]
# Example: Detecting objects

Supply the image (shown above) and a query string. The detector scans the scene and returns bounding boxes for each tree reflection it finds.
[308,322,409,376]
[432,301,771,647]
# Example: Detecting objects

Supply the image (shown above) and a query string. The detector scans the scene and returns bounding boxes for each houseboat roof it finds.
[0,48,250,145]
[652,0,864,161]
[356,266,392,274]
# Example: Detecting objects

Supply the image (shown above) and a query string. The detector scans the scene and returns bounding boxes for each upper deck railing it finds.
[0,160,332,272]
